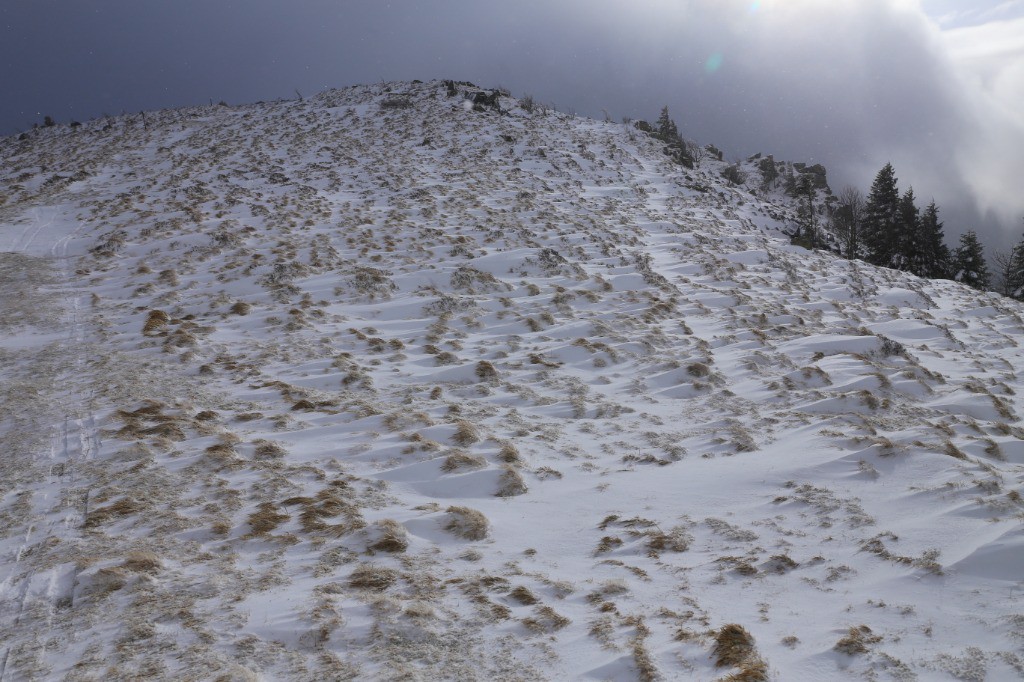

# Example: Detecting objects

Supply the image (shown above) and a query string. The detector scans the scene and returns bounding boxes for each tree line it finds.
[643,108,1023,299]
[827,163,1024,296]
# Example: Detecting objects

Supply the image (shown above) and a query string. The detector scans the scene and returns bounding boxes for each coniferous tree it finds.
[793,173,819,247]
[656,106,679,142]
[758,156,779,190]
[895,187,921,273]
[862,163,901,268]
[999,230,1024,299]
[652,105,692,168]
[916,201,950,279]
[953,230,991,291]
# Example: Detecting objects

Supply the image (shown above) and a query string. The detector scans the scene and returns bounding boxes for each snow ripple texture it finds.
[0,80,1022,681]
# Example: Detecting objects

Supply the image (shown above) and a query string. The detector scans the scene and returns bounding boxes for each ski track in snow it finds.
[0,80,1022,681]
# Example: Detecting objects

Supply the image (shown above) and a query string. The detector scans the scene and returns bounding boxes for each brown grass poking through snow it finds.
[140,421,187,440]
[719,660,770,682]
[710,623,770,681]
[204,442,238,468]
[632,637,658,682]
[444,506,489,540]
[833,625,882,655]
[142,309,169,335]
[451,420,480,446]
[497,442,521,464]
[508,586,539,606]
[687,362,711,378]
[367,519,409,553]
[522,605,571,633]
[440,450,486,472]
[348,564,398,591]
[713,623,757,668]
[290,485,366,536]
[645,525,692,554]
[475,360,499,382]
[246,502,289,536]
[495,466,528,497]
[84,567,129,597]
[84,497,145,528]
[253,439,287,460]
[121,551,163,574]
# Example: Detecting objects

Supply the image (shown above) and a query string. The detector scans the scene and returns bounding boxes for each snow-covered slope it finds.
[1,80,1022,681]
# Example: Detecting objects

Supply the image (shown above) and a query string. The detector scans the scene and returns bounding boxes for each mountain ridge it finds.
[1,79,1023,681]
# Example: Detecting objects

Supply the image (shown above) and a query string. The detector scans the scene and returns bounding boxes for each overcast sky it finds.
[2,0,1022,250]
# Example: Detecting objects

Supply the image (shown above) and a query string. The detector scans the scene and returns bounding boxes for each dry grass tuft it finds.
[441,450,486,472]
[84,497,145,528]
[85,567,129,597]
[204,442,239,467]
[497,442,521,464]
[348,564,398,591]
[367,519,409,554]
[943,440,968,460]
[230,300,252,315]
[451,420,480,446]
[833,625,881,655]
[253,439,287,460]
[290,486,366,537]
[586,579,629,605]
[444,506,489,541]
[508,585,539,605]
[646,525,692,553]
[522,605,571,633]
[247,502,289,536]
[713,623,757,668]
[719,659,770,682]
[632,637,658,682]
[142,309,169,335]
[495,466,528,497]
[404,601,435,619]
[475,360,499,382]
[157,268,179,285]
[122,550,163,574]
[688,362,711,378]
[595,536,624,554]
[141,422,186,440]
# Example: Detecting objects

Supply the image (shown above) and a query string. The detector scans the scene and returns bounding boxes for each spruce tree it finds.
[896,187,921,273]
[862,163,901,268]
[916,202,950,279]
[656,106,679,142]
[1004,233,1024,300]
[653,106,692,168]
[953,230,991,291]
[794,173,818,247]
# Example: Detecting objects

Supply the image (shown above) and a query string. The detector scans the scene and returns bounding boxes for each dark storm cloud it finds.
[2,0,1022,247]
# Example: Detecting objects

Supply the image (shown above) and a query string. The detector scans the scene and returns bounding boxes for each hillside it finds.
[1,80,1023,681]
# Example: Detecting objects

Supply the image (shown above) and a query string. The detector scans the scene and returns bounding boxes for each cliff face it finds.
[1,80,1022,680]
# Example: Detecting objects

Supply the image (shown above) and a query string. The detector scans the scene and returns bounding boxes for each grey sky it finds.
[3,0,1022,250]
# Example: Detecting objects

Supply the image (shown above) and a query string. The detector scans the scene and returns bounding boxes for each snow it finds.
[1,80,1023,680]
